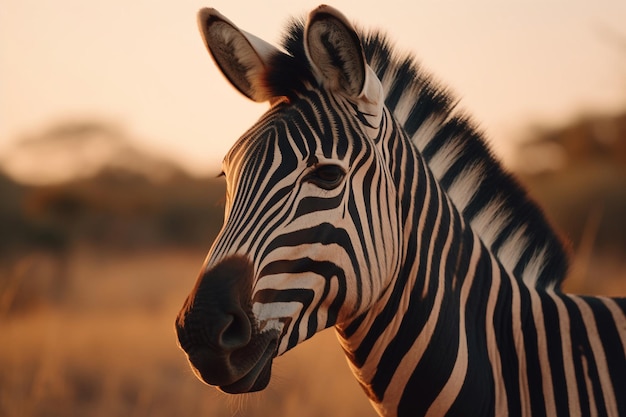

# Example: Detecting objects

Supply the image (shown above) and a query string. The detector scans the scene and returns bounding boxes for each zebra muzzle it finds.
[175,255,279,393]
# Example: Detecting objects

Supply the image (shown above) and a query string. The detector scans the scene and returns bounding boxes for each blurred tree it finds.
[515,111,626,260]
[1,120,188,184]
[0,119,226,250]
[0,120,226,314]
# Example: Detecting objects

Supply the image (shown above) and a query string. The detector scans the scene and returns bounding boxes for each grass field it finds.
[1,246,625,416]
[0,248,378,417]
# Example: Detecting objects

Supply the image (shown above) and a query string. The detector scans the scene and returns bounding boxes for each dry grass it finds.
[1,247,624,417]
[0,248,376,417]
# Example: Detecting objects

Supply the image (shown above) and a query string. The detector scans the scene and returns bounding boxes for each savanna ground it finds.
[1,247,378,417]
[2,232,625,417]
[1,112,625,416]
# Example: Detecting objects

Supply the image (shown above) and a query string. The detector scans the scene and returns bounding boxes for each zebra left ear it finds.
[305,5,367,98]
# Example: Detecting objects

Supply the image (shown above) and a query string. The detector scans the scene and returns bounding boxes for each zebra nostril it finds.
[217,309,252,350]
[176,255,255,353]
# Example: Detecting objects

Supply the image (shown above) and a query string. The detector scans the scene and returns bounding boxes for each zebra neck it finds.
[335,152,626,415]
[335,231,497,415]
[335,135,495,413]
[362,33,569,289]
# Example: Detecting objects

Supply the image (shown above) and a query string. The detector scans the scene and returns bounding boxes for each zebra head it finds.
[176,6,403,394]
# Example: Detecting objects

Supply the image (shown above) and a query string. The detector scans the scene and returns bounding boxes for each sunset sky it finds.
[1,1,625,180]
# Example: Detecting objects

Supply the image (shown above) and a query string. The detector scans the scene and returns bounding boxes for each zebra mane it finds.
[265,19,570,289]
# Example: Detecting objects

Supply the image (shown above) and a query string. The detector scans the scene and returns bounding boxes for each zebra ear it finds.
[197,8,279,102]
[304,5,367,97]
[305,5,384,131]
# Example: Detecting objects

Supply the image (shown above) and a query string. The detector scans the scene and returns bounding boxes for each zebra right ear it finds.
[197,8,279,102]
[305,5,384,133]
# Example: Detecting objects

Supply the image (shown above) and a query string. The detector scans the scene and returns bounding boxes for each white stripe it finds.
[470,198,510,248]
[425,233,481,417]
[382,182,452,410]
[496,226,528,278]
[521,245,548,287]
[447,162,484,213]
[529,288,557,416]
[487,257,508,415]
[571,295,619,416]
[547,290,581,417]
[601,298,626,355]
[582,354,599,417]
[337,164,428,395]
[411,114,447,151]
[393,84,421,126]
[510,277,531,415]
[428,138,463,180]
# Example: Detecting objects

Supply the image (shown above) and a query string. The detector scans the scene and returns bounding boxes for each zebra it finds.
[176,5,626,417]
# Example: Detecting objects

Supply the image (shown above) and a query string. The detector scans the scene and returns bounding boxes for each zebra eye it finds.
[305,165,345,190]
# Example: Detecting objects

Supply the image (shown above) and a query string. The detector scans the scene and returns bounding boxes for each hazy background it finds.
[2,1,626,179]
[1,1,625,416]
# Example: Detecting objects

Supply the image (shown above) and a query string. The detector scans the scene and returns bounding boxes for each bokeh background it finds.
[1,1,625,416]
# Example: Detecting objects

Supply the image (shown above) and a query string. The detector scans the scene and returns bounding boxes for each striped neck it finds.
[336,109,495,414]
[361,32,569,289]
[336,110,626,417]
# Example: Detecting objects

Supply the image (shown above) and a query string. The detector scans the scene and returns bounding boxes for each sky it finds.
[1,1,626,181]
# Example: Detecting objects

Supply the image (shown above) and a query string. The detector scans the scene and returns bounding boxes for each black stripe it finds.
[518,285,547,417]
[294,192,345,218]
[585,297,626,416]
[397,184,457,415]
[492,270,522,416]
[369,173,445,400]
[449,247,495,417]
[254,287,314,350]
[540,294,570,417]
[404,84,451,138]
[258,258,348,334]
